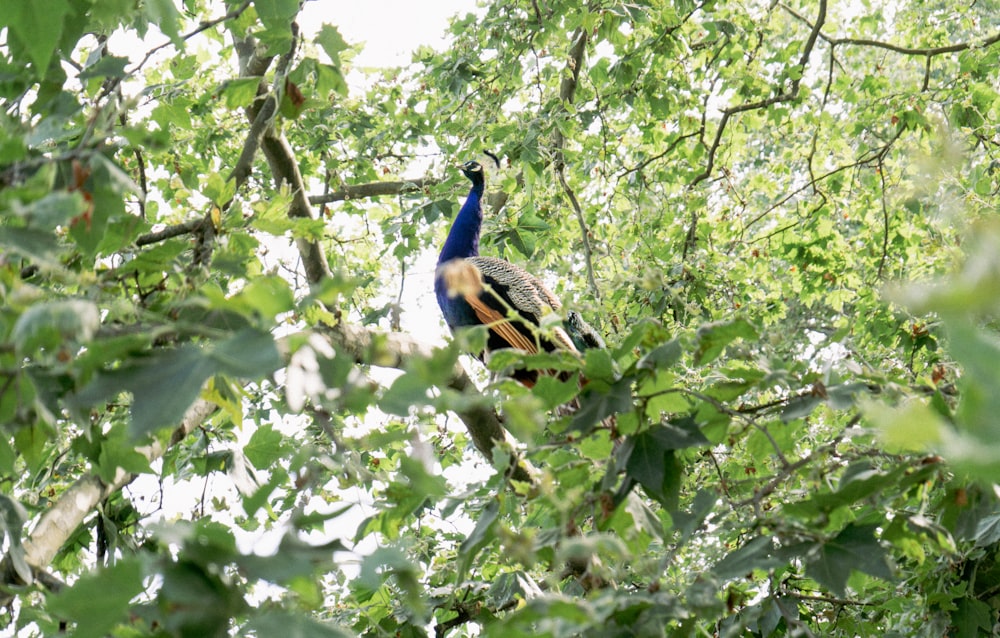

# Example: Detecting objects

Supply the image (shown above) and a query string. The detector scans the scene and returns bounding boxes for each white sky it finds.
[302,0,480,68]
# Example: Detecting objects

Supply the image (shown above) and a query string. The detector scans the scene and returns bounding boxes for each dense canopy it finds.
[2,0,1000,636]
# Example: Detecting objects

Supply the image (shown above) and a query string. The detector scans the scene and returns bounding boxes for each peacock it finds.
[434,153,604,386]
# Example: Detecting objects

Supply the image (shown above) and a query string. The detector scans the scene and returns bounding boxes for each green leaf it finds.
[4,0,70,75]
[0,226,64,268]
[806,524,893,597]
[69,154,140,256]
[244,612,353,638]
[951,597,993,638]
[158,559,246,637]
[862,397,944,451]
[12,299,100,354]
[380,372,431,416]
[208,327,283,377]
[232,275,295,320]
[46,559,144,638]
[356,546,424,613]
[532,375,581,409]
[569,377,631,433]
[254,0,299,52]
[237,535,344,583]
[972,513,1000,547]
[96,426,154,483]
[10,191,86,229]
[625,433,684,508]
[637,339,682,370]
[78,55,129,81]
[780,392,823,422]
[0,436,17,477]
[0,495,31,584]
[202,171,237,206]
[219,77,261,109]
[713,536,784,580]
[244,424,284,470]
[72,329,281,437]
[316,24,349,65]
[693,319,758,366]
[458,499,500,579]
[144,0,183,46]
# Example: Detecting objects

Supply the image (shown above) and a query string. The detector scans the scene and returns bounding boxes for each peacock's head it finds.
[459,160,484,181]
[459,151,501,183]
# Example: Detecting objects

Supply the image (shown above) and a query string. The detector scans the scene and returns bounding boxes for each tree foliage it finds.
[2,0,1000,636]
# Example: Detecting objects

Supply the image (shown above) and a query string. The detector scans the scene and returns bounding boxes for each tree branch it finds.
[691,0,828,187]
[235,29,333,286]
[308,177,440,205]
[18,399,216,579]
[556,167,600,300]
[780,3,1000,58]
[550,27,602,301]
[135,218,203,246]
[552,27,588,161]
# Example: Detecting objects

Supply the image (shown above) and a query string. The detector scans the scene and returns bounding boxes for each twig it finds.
[126,1,254,77]
[876,156,890,280]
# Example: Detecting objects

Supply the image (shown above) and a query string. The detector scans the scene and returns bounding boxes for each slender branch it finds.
[126,1,254,77]
[783,591,876,607]
[876,157,891,281]
[741,128,903,239]
[549,27,601,301]
[556,167,600,300]
[780,3,1000,57]
[615,132,700,187]
[691,0,827,187]
[735,415,859,510]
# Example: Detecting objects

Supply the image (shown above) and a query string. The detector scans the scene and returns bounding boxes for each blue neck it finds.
[438,181,484,263]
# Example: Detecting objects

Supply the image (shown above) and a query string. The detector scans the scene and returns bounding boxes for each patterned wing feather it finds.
[468,256,577,352]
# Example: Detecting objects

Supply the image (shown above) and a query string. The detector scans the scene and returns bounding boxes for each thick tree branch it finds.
[552,27,588,162]
[308,178,440,205]
[235,30,333,286]
[17,399,216,581]
[135,218,203,246]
